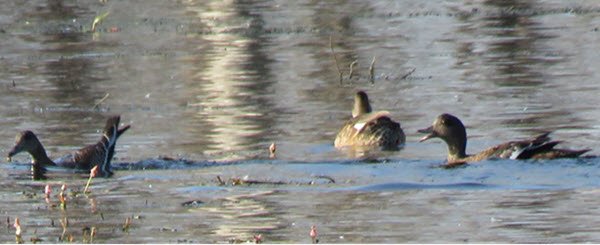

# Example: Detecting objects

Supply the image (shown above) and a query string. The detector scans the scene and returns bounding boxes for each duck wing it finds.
[335,111,404,149]
[511,132,589,159]
[53,143,104,171]
[475,132,589,160]
[353,111,391,132]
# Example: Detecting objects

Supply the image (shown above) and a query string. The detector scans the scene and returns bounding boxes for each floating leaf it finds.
[91,12,110,32]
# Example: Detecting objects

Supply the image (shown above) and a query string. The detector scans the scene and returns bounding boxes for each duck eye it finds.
[441,119,452,126]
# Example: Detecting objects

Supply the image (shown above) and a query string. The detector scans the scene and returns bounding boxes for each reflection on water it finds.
[2,0,600,243]
[180,1,277,157]
[199,190,286,242]
[466,0,581,134]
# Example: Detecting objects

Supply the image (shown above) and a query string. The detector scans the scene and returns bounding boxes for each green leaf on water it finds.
[91,12,110,32]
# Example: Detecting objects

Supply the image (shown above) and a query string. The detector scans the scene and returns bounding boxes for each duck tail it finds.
[100,115,129,177]
[117,124,130,138]
[531,132,552,144]
[517,139,591,159]
[546,148,592,158]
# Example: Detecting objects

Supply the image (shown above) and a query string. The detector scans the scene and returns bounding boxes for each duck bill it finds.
[417,126,436,142]
[7,147,18,162]
[7,143,24,162]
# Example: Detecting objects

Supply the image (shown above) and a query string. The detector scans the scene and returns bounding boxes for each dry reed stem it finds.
[348,60,358,80]
[369,56,376,84]
[329,36,344,85]
[92,93,110,110]
[400,67,416,80]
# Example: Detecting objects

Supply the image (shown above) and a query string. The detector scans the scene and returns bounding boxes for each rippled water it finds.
[2,0,600,243]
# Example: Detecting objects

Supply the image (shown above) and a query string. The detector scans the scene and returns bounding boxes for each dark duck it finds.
[418,113,591,167]
[7,115,130,179]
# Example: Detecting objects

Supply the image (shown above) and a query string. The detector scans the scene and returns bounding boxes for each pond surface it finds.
[2,0,600,243]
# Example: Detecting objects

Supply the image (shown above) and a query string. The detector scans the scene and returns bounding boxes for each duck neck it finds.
[352,98,372,118]
[31,164,48,180]
[29,141,56,167]
[446,138,467,162]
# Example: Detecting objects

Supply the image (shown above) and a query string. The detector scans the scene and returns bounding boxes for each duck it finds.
[334,91,406,150]
[7,115,130,179]
[418,113,591,167]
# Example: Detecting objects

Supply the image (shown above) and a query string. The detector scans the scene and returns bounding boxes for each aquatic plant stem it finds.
[84,165,99,194]
[329,36,344,85]
[84,176,93,194]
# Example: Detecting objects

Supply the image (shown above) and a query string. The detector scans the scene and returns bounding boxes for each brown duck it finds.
[334,91,405,150]
[7,115,130,178]
[418,113,591,167]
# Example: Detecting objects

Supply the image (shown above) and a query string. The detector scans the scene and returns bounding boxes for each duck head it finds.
[8,131,43,161]
[352,91,372,118]
[418,113,468,159]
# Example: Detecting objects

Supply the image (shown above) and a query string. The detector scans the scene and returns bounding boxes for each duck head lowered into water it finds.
[334,91,405,150]
[7,115,130,179]
[418,113,591,167]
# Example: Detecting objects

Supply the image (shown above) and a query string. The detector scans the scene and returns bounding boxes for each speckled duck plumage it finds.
[334,91,406,150]
[418,113,590,167]
[8,115,130,179]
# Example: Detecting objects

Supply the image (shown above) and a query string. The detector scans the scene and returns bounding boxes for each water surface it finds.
[1,0,600,243]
